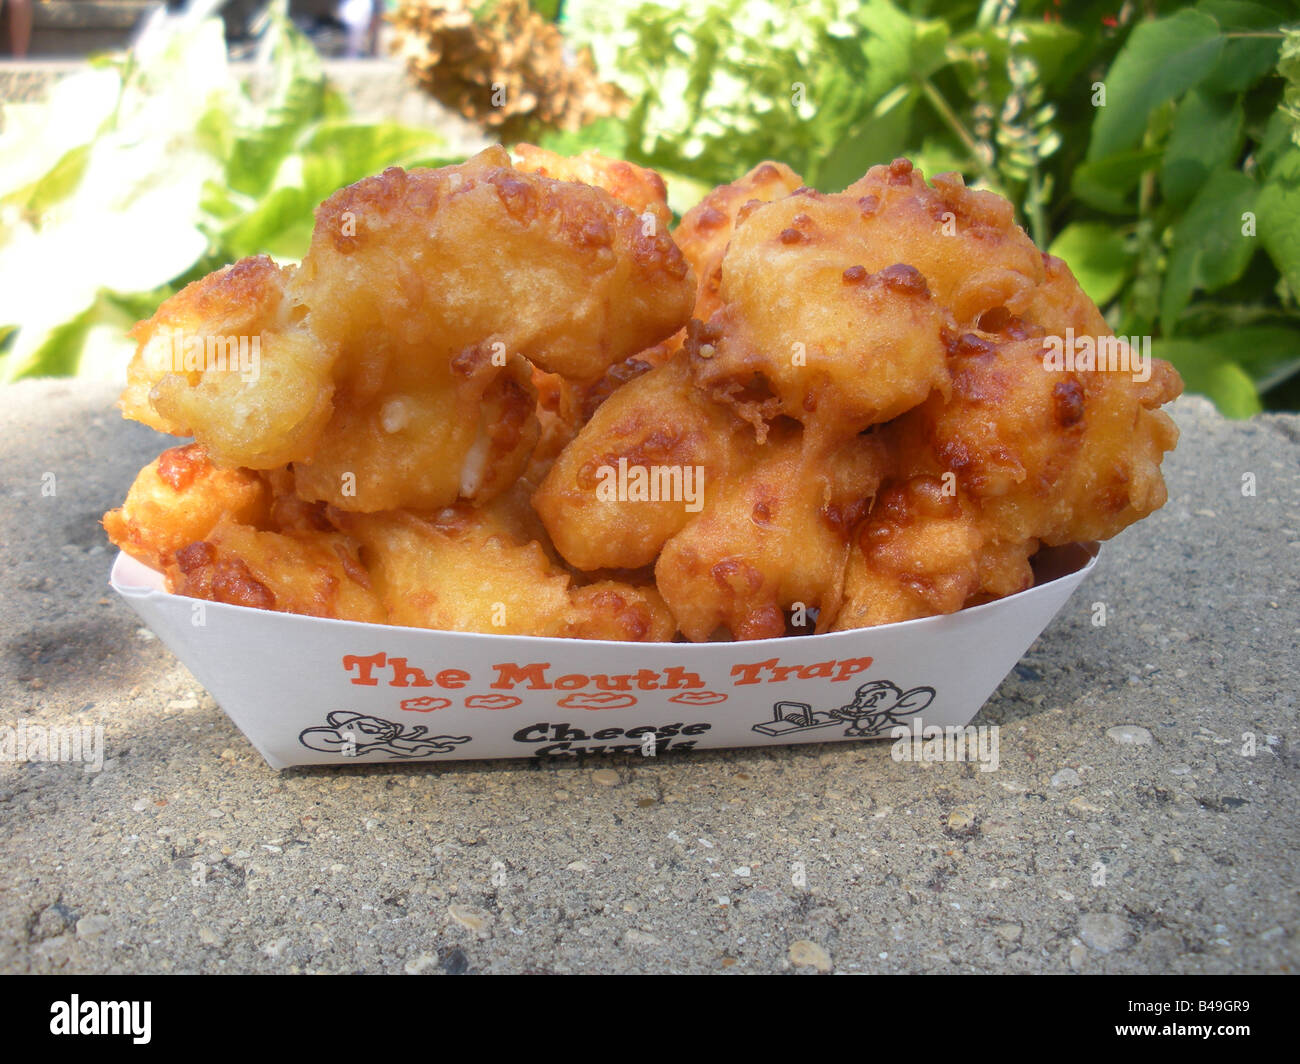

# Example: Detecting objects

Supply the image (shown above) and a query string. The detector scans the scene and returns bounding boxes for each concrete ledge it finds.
[0,381,1296,973]
[32,0,157,30]
[2,1,162,59]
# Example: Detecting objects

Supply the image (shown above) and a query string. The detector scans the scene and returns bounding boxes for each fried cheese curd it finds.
[833,332,1182,629]
[690,158,1113,436]
[119,146,692,509]
[654,426,890,641]
[334,503,675,641]
[102,443,271,573]
[108,152,1182,641]
[106,148,694,641]
[674,160,804,324]
[119,256,329,468]
[105,445,384,622]
[535,159,1182,638]
[512,143,674,233]
[290,148,692,512]
[534,348,897,640]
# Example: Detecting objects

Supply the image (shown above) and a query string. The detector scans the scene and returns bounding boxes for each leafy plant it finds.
[0,0,448,381]
[7,0,1300,417]
[562,0,1300,415]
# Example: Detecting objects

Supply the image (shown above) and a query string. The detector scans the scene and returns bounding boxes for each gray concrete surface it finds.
[0,379,1296,974]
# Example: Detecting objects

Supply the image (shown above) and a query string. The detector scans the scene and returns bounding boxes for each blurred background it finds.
[2,0,1298,416]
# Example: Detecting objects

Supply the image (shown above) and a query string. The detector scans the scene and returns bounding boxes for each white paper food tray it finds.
[109,543,1099,769]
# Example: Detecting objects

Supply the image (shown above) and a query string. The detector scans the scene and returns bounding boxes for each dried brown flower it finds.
[389,0,626,141]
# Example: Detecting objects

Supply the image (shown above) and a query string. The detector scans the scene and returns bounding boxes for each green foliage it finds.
[0,0,444,381]
[562,0,1300,415]
[1085,10,1225,161]
[1048,222,1128,306]
[7,0,1300,418]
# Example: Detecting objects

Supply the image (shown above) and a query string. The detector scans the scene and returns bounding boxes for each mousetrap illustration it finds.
[752,701,843,737]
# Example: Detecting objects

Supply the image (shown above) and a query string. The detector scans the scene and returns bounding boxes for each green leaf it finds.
[1154,337,1262,417]
[851,0,948,103]
[194,99,235,162]
[1256,109,1297,180]
[1219,323,1300,390]
[1071,148,1163,214]
[814,86,916,192]
[908,136,974,185]
[7,144,92,217]
[1087,10,1224,162]
[0,66,120,203]
[298,122,445,184]
[907,17,951,85]
[1255,143,1300,296]
[1282,27,1300,146]
[222,184,317,261]
[1198,0,1284,93]
[536,116,629,159]
[1161,168,1257,333]
[1048,222,1130,306]
[0,285,141,382]
[2,302,96,380]
[222,121,446,260]
[1160,91,1243,207]
[224,4,329,197]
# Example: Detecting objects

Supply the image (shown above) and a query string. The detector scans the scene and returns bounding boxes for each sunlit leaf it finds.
[1048,222,1130,306]
[1154,337,1261,417]
[1087,10,1223,161]
[1256,143,1300,297]
[1160,168,1257,332]
[1160,91,1243,207]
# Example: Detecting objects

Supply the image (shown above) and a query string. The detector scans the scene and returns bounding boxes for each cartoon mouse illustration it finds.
[828,680,935,736]
[299,711,471,759]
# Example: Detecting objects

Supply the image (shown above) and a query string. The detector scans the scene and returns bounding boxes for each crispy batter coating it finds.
[287,147,693,511]
[108,152,1183,642]
[533,353,752,571]
[534,165,800,469]
[544,160,1182,636]
[338,505,674,640]
[565,582,677,641]
[103,444,271,571]
[120,147,696,515]
[674,161,804,323]
[297,146,693,383]
[689,193,951,436]
[834,332,1182,628]
[842,159,1106,336]
[120,257,334,468]
[167,518,386,623]
[689,158,1117,442]
[513,143,672,232]
[893,333,1182,546]
[291,350,540,512]
[833,477,1032,629]
[655,427,888,640]
[536,347,892,640]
